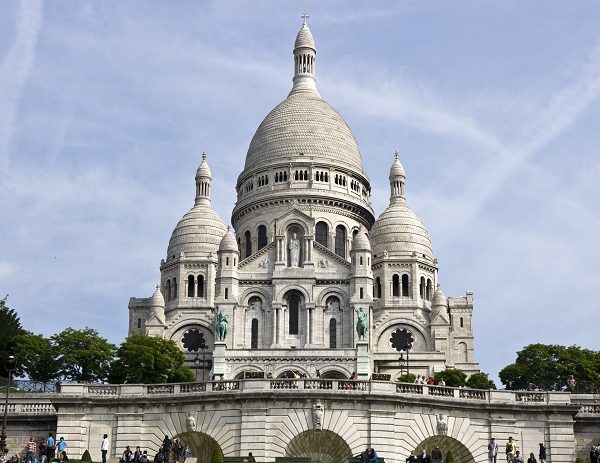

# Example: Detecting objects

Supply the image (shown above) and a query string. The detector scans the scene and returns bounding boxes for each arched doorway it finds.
[416,436,475,463]
[285,429,352,463]
[174,431,223,463]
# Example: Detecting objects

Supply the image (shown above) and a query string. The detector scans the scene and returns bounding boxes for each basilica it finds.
[128,19,479,381]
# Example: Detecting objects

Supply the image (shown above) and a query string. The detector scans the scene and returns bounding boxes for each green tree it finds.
[13,332,61,384]
[52,327,116,382]
[0,295,25,377]
[108,334,194,384]
[499,344,600,389]
[434,368,467,387]
[466,372,496,390]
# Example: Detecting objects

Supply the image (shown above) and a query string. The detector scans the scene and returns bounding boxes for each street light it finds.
[1,355,17,458]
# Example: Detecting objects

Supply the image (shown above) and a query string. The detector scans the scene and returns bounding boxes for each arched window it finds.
[197,275,205,298]
[187,275,195,297]
[375,277,382,298]
[315,221,328,247]
[166,279,171,301]
[329,319,337,348]
[392,274,400,297]
[335,225,346,258]
[401,274,410,297]
[257,225,267,250]
[172,278,177,299]
[251,319,258,349]
[244,230,252,258]
[420,277,425,299]
[288,294,300,335]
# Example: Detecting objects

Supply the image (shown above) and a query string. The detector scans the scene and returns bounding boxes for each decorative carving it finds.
[187,412,196,432]
[318,259,329,268]
[313,400,324,430]
[436,413,448,435]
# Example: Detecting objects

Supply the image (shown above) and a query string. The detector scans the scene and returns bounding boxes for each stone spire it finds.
[291,13,318,94]
[389,150,406,204]
[195,152,212,206]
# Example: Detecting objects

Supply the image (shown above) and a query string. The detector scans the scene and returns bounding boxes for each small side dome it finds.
[219,230,238,252]
[295,24,315,50]
[352,231,371,252]
[150,285,165,308]
[432,284,447,308]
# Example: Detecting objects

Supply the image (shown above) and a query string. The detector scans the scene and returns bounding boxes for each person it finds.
[431,446,443,463]
[527,453,536,463]
[101,435,109,463]
[121,446,133,463]
[57,438,68,458]
[39,438,48,463]
[25,437,36,463]
[289,233,300,267]
[538,443,546,463]
[505,437,517,463]
[182,447,191,463]
[46,433,55,461]
[134,446,143,463]
[512,451,524,463]
[406,451,419,463]
[162,436,172,463]
[488,438,499,463]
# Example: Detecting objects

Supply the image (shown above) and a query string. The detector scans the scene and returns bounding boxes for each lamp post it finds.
[193,355,200,382]
[1,355,16,458]
[200,345,207,382]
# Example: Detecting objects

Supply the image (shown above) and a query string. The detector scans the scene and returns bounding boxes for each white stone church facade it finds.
[128,19,479,381]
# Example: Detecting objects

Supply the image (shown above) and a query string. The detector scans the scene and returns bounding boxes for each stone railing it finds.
[57,380,574,406]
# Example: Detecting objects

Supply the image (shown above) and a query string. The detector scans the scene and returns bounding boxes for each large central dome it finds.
[244,91,365,173]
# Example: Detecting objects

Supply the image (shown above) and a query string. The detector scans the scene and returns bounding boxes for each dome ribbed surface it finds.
[370,201,433,259]
[352,232,371,252]
[219,231,238,252]
[295,24,315,49]
[167,204,227,258]
[244,91,366,175]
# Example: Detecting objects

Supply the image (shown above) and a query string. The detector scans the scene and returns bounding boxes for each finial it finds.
[301,10,309,26]
[394,150,399,160]
[202,151,207,161]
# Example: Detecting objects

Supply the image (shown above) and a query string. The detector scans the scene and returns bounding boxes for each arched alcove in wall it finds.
[285,429,352,463]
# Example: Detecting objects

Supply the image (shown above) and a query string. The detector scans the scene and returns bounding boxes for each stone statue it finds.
[288,233,301,267]
[187,412,196,432]
[436,413,448,435]
[313,400,324,430]
[355,307,368,341]
[215,308,229,342]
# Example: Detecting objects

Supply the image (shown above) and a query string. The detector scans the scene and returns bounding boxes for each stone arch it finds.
[415,435,475,463]
[173,431,223,463]
[285,429,352,463]
[376,318,432,351]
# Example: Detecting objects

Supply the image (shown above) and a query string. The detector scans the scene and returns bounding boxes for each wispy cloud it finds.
[0,0,43,170]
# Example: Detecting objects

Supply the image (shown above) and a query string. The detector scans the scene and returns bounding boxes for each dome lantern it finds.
[389,150,406,204]
[291,12,318,95]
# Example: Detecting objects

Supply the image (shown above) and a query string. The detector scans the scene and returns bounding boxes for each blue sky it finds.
[1,1,599,383]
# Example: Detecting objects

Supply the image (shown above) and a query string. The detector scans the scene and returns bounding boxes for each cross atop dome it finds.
[301,11,309,26]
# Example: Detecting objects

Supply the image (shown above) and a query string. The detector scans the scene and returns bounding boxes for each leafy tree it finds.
[52,327,116,382]
[434,368,467,387]
[396,373,416,383]
[13,332,61,384]
[466,372,496,390]
[499,344,600,389]
[0,295,25,377]
[108,334,194,384]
